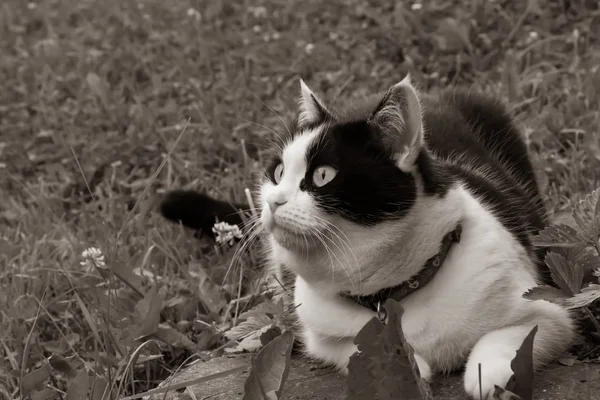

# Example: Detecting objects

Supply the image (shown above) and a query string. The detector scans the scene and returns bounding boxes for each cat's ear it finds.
[369,75,423,171]
[297,79,332,128]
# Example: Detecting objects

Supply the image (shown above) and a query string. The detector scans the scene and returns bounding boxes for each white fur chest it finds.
[292,193,539,374]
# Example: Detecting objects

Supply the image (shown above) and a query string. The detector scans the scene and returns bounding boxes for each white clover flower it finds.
[411,3,422,10]
[212,222,242,246]
[187,8,201,21]
[80,247,106,272]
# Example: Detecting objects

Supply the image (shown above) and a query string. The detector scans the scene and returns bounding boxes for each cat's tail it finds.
[159,190,249,240]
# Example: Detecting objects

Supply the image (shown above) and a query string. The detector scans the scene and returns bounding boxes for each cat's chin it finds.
[269,226,320,251]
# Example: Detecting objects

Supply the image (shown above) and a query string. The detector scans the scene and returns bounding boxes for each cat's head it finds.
[259,77,433,284]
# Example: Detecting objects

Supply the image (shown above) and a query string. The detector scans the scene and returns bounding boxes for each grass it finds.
[1,0,599,398]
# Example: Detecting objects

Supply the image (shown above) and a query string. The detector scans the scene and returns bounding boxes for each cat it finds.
[160,76,575,399]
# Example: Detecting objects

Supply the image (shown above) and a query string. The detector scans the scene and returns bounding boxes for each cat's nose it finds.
[267,195,287,212]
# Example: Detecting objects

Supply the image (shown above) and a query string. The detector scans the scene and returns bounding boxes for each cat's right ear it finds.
[368,75,424,172]
[297,79,332,129]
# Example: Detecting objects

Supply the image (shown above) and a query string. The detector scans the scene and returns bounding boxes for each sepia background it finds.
[1,0,599,398]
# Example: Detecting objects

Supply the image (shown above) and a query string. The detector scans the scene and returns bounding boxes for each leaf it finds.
[21,367,50,397]
[42,333,80,354]
[225,313,273,341]
[571,188,600,244]
[493,385,522,399]
[31,389,60,400]
[242,330,294,400]
[260,326,282,346]
[557,353,578,367]
[564,284,600,310]
[505,325,538,400]
[225,325,274,354]
[48,354,77,379]
[532,224,584,247]
[545,252,584,295]
[66,369,91,400]
[152,326,197,352]
[522,285,569,305]
[551,246,600,276]
[347,299,432,400]
[238,298,284,320]
[133,286,163,339]
[90,376,110,400]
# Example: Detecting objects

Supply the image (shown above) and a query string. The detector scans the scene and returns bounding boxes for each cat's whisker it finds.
[255,96,293,138]
[311,217,361,289]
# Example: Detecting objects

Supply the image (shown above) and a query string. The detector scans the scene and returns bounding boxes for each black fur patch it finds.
[303,121,419,225]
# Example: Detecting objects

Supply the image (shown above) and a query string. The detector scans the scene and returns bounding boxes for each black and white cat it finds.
[161,77,574,399]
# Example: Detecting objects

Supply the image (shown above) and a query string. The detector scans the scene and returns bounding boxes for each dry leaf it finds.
[347,299,432,400]
[242,330,294,400]
[504,325,538,400]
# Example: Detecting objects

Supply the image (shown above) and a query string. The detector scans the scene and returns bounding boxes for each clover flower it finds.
[80,247,106,272]
[212,222,242,246]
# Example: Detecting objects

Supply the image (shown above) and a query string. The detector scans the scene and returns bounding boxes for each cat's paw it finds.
[464,356,514,400]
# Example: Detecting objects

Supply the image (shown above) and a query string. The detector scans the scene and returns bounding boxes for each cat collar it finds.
[341,224,463,313]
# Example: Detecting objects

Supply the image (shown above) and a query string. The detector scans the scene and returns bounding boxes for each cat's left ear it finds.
[297,79,333,129]
[369,75,423,172]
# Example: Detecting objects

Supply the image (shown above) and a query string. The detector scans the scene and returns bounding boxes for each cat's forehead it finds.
[282,126,323,169]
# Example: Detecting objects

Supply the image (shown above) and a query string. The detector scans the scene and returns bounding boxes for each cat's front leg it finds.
[463,301,574,399]
[303,330,433,380]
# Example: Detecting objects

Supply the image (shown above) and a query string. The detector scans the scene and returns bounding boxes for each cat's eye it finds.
[273,163,284,184]
[313,165,337,187]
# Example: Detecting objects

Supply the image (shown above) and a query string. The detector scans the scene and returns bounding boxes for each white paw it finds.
[464,357,514,400]
[414,354,432,381]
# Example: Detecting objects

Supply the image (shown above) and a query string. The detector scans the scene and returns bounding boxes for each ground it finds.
[1,0,600,399]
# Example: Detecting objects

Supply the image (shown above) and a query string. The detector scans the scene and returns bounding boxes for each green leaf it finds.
[545,252,584,295]
[522,285,569,304]
[346,299,432,400]
[242,330,294,400]
[504,325,538,400]
[532,224,584,248]
[21,367,50,397]
[133,286,163,339]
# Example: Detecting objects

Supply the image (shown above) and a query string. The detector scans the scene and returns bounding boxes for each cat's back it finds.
[422,89,549,274]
